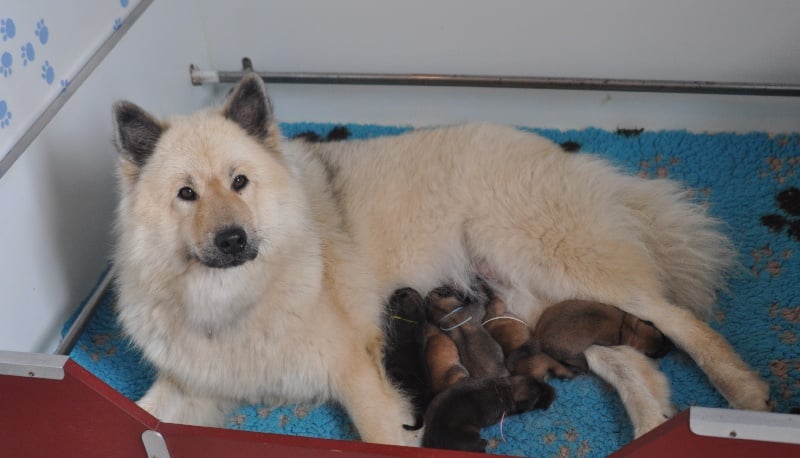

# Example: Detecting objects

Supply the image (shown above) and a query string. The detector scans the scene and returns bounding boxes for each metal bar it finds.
[0,0,154,181]
[690,406,800,445]
[0,350,68,380]
[190,60,800,98]
[54,265,116,356]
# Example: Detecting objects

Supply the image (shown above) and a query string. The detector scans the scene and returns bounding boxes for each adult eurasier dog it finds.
[112,73,770,446]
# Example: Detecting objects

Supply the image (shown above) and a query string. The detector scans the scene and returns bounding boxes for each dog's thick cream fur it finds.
[112,74,769,446]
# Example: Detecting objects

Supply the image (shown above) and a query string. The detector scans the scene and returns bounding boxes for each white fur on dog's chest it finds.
[155,308,336,403]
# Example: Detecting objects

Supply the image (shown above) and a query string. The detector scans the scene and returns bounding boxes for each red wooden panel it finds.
[159,422,478,458]
[612,409,799,458]
[0,359,157,457]
[0,357,478,457]
[3,356,797,457]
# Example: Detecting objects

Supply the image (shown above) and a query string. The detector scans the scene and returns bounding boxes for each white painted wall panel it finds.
[0,0,215,352]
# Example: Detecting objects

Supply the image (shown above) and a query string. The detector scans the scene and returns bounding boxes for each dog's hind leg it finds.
[136,376,236,427]
[585,345,674,438]
[614,296,771,412]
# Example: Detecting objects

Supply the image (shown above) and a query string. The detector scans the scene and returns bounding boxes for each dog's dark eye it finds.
[232,174,249,192]
[178,187,197,201]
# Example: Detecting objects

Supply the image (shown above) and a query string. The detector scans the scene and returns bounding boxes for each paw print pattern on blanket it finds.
[637,153,680,179]
[767,302,800,402]
[761,187,800,242]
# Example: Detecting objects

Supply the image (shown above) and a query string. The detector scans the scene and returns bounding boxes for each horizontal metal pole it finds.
[190,62,800,97]
[55,265,116,356]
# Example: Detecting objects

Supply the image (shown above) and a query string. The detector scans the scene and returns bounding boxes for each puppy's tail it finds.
[624,177,736,319]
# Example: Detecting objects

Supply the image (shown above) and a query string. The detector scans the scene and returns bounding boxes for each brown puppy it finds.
[421,285,556,453]
[424,323,469,395]
[479,284,574,380]
[424,285,508,379]
[529,299,670,373]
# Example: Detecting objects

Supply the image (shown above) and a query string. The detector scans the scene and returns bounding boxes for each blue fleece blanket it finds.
[64,123,800,457]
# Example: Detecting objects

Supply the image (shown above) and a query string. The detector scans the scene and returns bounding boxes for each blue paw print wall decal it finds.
[0,100,12,128]
[35,19,48,45]
[41,61,54,84]
[1,18,15,41]
[1,52,12,77]
[20,42,35,66]
[121,0,130,7]
[113,18,122,31]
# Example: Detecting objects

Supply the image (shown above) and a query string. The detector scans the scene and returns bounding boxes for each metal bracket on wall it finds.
[190,57,800,97]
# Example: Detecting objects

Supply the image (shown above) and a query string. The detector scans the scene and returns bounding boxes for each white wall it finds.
[0,0,217,353]
[0,1,145,166]
[2,0,799,353]
[198,0,800,132]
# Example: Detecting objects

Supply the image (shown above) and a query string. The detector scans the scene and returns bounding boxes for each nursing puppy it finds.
[482,284,675,436]
[526,299,670,373]
[422,375,555,452]
[111,73,769,445]
[478,281,575,380]
[383,288,429,430]
[417,286,555,452]
[423,321,469,396]
[425,286,509,379]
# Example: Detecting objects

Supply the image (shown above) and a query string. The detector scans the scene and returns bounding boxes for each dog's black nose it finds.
[214,227,247,254]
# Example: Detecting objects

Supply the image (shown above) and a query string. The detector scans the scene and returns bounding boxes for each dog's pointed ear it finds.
[113,101,165,169]
[222,72,274,141]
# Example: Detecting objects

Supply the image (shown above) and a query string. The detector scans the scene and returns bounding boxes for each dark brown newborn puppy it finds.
[425,285,509,379]
[480,287,575,381]
[422,375,555,452]
[382,287,429,430]
[527,299,670,373]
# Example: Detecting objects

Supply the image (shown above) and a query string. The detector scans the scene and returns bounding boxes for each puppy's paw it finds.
[534,381,556,410]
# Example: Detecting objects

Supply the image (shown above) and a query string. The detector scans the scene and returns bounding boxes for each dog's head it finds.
[112,73,290,270]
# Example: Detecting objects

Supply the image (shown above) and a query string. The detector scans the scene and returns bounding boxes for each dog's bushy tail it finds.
[624,177,736,319]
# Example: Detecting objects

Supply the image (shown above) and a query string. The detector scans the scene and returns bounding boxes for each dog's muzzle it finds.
[198,226,259,268]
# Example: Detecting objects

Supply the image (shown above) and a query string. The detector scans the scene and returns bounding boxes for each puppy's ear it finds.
[222,72,274,141]
[113,101,165,172]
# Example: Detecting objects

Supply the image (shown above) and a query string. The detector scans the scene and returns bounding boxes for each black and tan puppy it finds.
[383,288,429,430]
[422,375,555,452]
